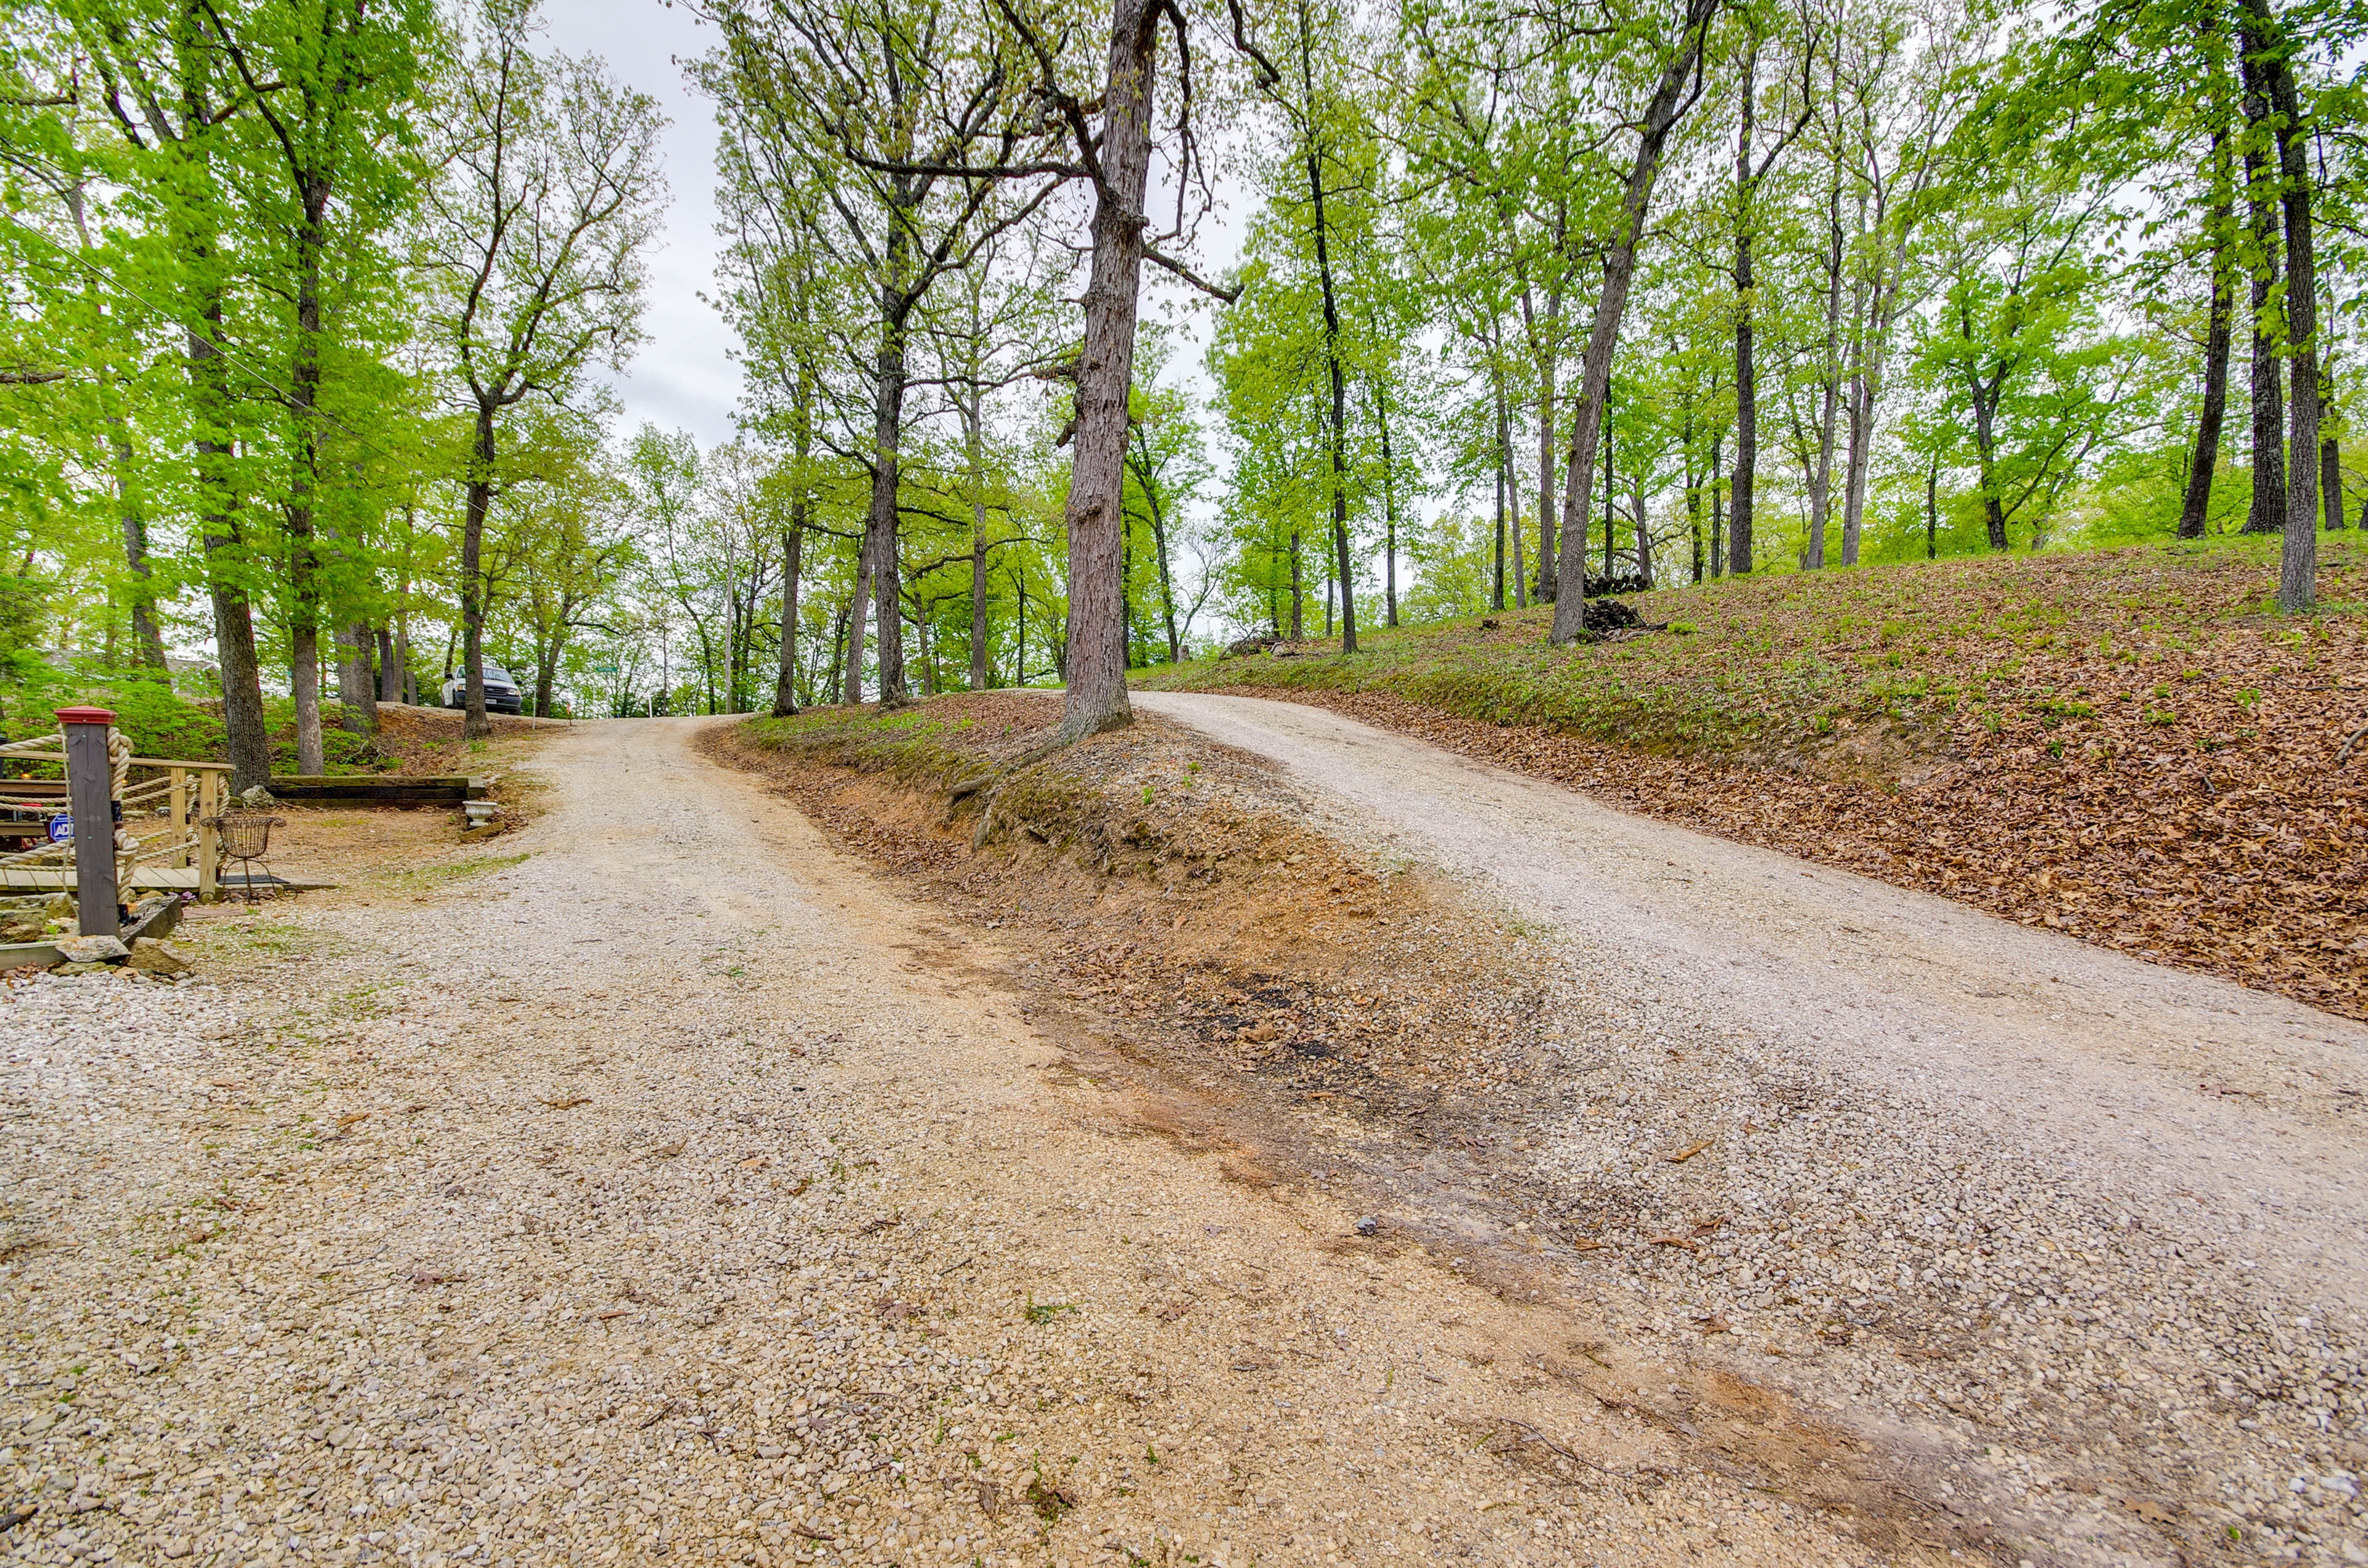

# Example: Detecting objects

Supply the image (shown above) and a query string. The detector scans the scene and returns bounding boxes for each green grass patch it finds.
[1138,533,2365,768]
[384,851,532,893]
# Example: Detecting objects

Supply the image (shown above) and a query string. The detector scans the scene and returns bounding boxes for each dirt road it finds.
[1133,688,2368,1567]
[2,718,1926,1568]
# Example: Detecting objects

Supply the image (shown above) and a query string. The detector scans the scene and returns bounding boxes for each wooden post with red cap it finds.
[56,706,118,938]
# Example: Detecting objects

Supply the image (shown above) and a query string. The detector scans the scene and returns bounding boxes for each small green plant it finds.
[1023,1297,1078,1324]
[386,851,530,894]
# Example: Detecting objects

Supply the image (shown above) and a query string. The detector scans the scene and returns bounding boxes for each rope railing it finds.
[9,718,231,906]
[130,835,198,866]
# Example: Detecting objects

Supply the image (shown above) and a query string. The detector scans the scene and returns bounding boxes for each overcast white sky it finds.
[540,0,744,446]
[537,0,1248,451]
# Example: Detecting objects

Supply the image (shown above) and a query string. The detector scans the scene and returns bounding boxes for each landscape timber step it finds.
[266,774,486,806]
[0,869,338,892]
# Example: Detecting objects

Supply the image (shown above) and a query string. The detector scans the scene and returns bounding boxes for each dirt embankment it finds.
[703,695,1558,1127]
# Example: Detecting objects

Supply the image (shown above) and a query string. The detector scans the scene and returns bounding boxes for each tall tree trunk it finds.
[1527,287,1560,603]
[1509,451,1526,610]
[776,384,812,716]
[378,624,399,703]
[2252,0,2319,611]
[1492,465,1507,612]
[1926,449,1941,557]
[1297,0,1356,655]
[1289,527,1303,637]
[1806,150,1843,571]
[1684,404,1702,582]
[866,290,909,710]
[1632,469,1652,587]
[844,554,870,704]
[2181,133,2237,540]
[858,215,913,707]
[190,276,271,790]
[1709,430,1724,577]
[1373,381,1400,626]
[966,383,990,691]
[1490,345,1511,610]
[1730,43,1761,578]
[1970,374,2010,550]
[286,184,328,774]
[113,422,167,671]
[1135,435,1182,663]
[2242,72,2287,536]
[821,599,843,703]
[533,620,561,718]
[1602,388,1614,577]
[461,402,496,739]
[1840,221,1885,566]
[1840,358,1875,564]
[2324,435,2344,532]
[340,623,377,734]
[1550,0,1715,638]
[1057,0,1159,741]
[773,512,804,716]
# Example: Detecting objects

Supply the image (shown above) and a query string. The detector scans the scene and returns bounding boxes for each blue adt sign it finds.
[46,814,69,844]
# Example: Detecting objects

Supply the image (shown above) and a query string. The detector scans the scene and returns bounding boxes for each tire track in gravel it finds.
[0,716,1947,1568]
[1135,688,2368,1568]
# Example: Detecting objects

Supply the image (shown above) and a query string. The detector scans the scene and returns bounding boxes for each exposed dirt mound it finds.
[705,697,1555,1118]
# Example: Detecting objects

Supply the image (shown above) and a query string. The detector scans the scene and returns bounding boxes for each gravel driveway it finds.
[0,718,1914,1568]
[1136,689,2368,1567]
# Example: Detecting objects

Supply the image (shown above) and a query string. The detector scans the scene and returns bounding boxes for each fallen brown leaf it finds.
[540,1095,591,1110]
[1665,1139,1713,1164]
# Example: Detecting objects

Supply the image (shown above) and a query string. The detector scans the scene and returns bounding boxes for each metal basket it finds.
[202,811,285,900]
[205,811,284,860]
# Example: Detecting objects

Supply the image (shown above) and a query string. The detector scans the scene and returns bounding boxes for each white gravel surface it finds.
[0,718,1916,1568]
[1137,688,2368,1567]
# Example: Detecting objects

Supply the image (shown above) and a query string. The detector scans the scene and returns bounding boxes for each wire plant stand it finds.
[201,811,285,902]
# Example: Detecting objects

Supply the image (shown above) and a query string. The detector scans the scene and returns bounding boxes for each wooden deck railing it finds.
[0,730,234,905]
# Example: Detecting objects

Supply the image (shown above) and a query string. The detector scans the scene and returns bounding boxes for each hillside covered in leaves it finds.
[1146,536,2368,1017]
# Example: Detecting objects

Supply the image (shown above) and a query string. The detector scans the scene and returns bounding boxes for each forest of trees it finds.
[1,0,2356,775]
